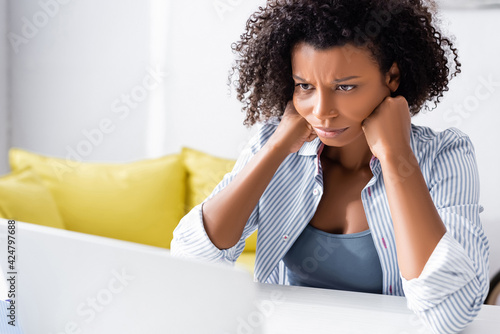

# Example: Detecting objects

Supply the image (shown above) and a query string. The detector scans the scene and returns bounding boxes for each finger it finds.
[284,101,297,114]
[361,117,369,130]
[367,94,390,119]
[306,132,318,142]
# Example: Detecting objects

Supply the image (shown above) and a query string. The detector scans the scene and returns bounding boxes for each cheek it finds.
[342,99,375,122]
[342,89,387,122]
[292,94,314,118]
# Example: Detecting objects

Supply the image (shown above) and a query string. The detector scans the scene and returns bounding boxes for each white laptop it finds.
[0,219,261,334]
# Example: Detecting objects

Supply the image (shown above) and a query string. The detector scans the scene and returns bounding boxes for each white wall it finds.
[7,0,262,163]
[0,0,8,175]
[439,0,500,8]
[8,0,161,163]
[163,0,263,159]
[0,0,8,305]
[413,8,500,277]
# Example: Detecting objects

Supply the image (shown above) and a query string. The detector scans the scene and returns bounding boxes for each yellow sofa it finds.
[0,147,256,272]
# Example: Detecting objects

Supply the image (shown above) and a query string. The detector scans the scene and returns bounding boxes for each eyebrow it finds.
[292,75,361,84]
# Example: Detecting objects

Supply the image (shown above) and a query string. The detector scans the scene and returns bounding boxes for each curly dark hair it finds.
[229,0,461,126]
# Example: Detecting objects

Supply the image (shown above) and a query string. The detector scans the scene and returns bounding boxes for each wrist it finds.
[263,139,293,161]
[378,147,417,174]
[265,134,295,157]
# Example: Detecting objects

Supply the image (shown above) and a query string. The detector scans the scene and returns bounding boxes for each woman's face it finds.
[291,42,395,147]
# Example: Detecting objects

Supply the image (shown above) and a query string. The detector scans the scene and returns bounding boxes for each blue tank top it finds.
[283,224,383,294]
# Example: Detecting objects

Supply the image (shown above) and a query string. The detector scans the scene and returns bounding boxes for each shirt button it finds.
[283,234,289,241]
[313,188,320,196]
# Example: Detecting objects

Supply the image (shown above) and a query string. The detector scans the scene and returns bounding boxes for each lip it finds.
[313,126,349,138]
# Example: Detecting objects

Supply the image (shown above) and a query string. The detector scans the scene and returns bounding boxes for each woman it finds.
[172,0,490,333]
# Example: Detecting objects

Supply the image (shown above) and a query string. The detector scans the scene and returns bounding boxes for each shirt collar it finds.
[297,137,323,156]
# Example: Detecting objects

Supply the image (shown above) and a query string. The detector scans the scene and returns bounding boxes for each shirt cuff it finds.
[170,204,241,265]
[400,231,477,312]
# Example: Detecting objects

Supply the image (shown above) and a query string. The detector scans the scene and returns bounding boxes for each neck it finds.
[321,133,373,171]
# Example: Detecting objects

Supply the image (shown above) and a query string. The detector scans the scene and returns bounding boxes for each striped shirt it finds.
[171,122,490,334]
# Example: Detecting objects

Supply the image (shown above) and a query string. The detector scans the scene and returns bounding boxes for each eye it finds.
[337,84,356,92]
[295,83,313,91]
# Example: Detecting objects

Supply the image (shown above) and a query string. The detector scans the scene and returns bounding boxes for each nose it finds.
[312,90,338,120]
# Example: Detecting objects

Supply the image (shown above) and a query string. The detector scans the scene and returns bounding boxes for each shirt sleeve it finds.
[170,123,277,264]
[400,131,490,334]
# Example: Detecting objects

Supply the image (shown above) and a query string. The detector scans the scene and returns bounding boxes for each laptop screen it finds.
[0,219,262,334]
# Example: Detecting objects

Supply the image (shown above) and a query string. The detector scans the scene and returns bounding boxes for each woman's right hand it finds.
[267,101,318,154]
[202,101,316,250]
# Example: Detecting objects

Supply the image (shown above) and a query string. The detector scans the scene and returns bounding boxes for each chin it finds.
[319,137,346,147]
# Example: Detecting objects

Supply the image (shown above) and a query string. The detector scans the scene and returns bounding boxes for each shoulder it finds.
[410,123,476,159]
[247,118,280,154]
[410,124,480,198]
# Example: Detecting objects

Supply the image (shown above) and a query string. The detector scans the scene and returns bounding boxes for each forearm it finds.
[202,142,289,250]
[379,149,446,280]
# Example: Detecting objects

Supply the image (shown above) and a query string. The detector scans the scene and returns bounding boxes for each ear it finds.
[385,62,401,93]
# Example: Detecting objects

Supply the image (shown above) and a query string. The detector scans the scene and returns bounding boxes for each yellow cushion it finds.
[181,147,257,252]
[0,167,65,229]
[182,147,236,211]
[236,252,256,275]
[245,233,258,252]
[9,148,185,248]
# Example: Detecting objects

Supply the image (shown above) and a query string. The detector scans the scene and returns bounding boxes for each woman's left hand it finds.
[361,95,412,160]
